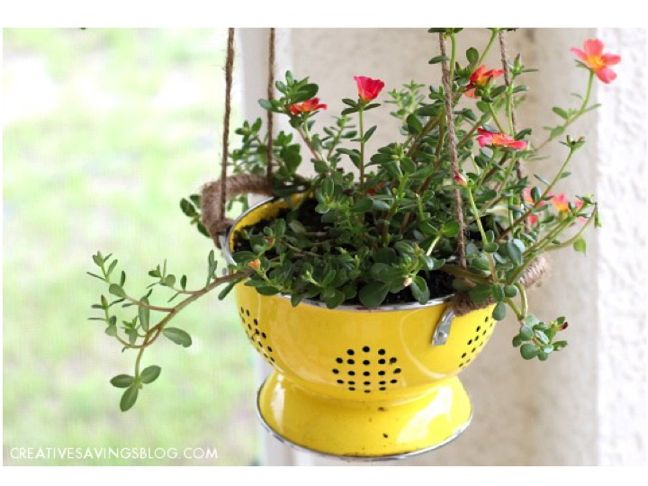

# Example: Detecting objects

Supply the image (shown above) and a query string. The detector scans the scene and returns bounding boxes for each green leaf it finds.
[351,198,373,213]
[520,343,538,360]
[492,302,507,321]
[162,327,192,347]
[441,221,460,237]
[429,55,449,64]
[410,276,430,305]
[217,280,237,300]
[180,198,196,217]
[358,282,390,308]
[573,237,587,254]
[466,47,479,65]
[504,285,518,298]
[469,284,492,304]
[519,325,534,340]
[138,301,150,332]
[140,365,162,384]
[321,288,345,309]
[120,386,139,412]
[362,125,377,143]
[552,106,569,120]
[505,240,523,266]
[109,284,126,298]
[258,98,274,111]
[492,285,505,302]
[406,114,423,135]
[110,374,134,388]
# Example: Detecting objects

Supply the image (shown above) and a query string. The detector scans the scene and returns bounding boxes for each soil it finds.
[233,199,455,306]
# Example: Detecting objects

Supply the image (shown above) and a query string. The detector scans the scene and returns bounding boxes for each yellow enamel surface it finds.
[231,198,496,458]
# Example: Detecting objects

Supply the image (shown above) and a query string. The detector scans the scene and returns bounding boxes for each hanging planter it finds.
[87,28,620,460]
[220,195,497,458]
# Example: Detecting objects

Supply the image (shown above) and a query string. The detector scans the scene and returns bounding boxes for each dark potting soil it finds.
[233,199,455,306]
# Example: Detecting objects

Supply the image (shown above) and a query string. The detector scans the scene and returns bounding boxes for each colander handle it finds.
[431,307,455,346]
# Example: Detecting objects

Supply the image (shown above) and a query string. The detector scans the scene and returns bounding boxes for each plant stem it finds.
[477,29,499,66]
[544,206,597,250]
[358,106,365,186]
[516,283,528,316]
[129,271,248,376]
[487,103,506,133]
[535,71,594,152]
[466,186,499,283]
[498,146,577,240]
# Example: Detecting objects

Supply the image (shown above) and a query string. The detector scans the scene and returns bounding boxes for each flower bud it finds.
[453,170,468,187]
[248,259,261,271]
[403,276,413,287]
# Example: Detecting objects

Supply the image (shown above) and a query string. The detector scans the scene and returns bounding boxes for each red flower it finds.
[476,128,527,150]
[289,97,327,115]
[465,65,504,98]
[571,39,621,84]
[353,75,385,103]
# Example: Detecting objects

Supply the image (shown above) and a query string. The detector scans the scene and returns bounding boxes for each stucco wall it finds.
[238,28,647,466]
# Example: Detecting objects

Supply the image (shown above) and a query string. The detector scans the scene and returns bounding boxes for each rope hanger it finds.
[201,27,546,307]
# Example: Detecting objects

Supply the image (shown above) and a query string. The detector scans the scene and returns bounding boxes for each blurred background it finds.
[3,28,647,466]
[3,29,258,465]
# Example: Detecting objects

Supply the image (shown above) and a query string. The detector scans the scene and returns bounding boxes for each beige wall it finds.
[239,28,647,466]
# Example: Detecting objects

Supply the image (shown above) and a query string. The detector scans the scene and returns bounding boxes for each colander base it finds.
[256,371,472,460]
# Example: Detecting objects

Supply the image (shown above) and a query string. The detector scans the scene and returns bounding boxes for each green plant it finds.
[90,29,619,410]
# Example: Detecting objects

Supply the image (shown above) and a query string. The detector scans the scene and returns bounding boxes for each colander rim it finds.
[220,195,456,312]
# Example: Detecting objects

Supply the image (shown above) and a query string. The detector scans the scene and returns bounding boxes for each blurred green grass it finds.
[3,29,259,465]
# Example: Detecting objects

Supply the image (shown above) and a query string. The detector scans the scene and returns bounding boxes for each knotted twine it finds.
[201,28,275,248]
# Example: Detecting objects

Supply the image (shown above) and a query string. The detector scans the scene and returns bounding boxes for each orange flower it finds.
[571,39,621,84]
[550,193,570,214]
[465,65,504,98]
[476,128,527,151]
[248,259,261,271]
[289,97,327,115]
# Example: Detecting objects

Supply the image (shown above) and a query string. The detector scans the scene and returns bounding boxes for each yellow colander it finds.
[222,197,496,460]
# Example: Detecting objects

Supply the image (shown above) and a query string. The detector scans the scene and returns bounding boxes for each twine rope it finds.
[202,28,278,245]
[498,30,529,232]
[218,28,235,223]
[439,33,467,269]
[452,255,549,316]
[266,28,275,180]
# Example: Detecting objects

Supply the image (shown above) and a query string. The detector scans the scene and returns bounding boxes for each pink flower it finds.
[289,97,327,115]
[465,65,504,98]
[476,128,527,150]
[574,197,588,224]
[571,39,621,84]
[353,75,385,103]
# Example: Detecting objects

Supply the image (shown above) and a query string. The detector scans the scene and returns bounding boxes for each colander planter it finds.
[222,197,496,460]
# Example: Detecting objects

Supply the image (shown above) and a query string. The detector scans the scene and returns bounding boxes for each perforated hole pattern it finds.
[458,315,494,368]
[239,307,275,364]
[331,346,401,393]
